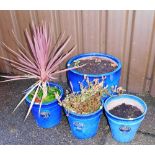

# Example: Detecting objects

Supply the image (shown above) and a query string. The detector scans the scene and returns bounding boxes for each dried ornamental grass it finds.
[56,78,107,114]
[55,77,126,114]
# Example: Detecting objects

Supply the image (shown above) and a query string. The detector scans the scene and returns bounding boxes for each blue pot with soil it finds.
[67,52,122,94]
[103,94,147,143]
[25,82,64,128]
[65,104,103,139]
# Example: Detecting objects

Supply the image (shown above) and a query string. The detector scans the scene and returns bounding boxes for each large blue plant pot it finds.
[103,94,147,143]
[65,103,103,139]
[25,82,64,128]
[67,52,122,94]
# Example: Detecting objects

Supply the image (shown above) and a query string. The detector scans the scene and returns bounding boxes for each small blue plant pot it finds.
[65,103,103,139]
[25,82,64,128]
[67,52,122,94]
[103,94,147,143]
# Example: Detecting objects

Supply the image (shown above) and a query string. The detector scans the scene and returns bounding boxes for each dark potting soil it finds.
[72,57,118,74]
[109,103,143,119]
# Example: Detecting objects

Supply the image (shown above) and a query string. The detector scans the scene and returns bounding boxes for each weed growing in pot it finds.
[0,23,83,120]
[111,86,126,95]
[28,86,61,104]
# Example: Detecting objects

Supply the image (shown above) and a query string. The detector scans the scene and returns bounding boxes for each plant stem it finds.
[42,81,47,99]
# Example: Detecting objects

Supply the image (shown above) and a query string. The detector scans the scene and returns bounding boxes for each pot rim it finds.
[67,52,122,77]
[103,94,147,121]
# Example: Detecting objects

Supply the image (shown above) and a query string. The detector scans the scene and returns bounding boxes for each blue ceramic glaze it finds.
[25,82,64,128]
[67,52,122,93]
[103,94,147,143]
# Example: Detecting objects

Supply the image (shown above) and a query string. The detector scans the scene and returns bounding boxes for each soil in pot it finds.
[109,103,143,119]
[28,86,61,104]
[71,56,118,74]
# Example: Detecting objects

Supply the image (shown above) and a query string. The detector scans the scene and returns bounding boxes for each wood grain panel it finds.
[0,33,9,73]
[59,10,83,54]
[82,10,100,52]
[99,11,107,52]
[149,12,155,96]
[59,10,83,82]
[121,11,135,89]
[14,11,35,47]
[14,11,38,59]
[128,11,155,93]
[106,11,127,61]
[36,10,59,43]
[144,12,155,93]
[106,11,131,88]
[0,10,155,96]
[149,32,155,96]
[0,11,17,74]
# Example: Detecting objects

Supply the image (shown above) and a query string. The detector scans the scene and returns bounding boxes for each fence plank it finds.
[106,10,132,88]
[120,11,135,89]
[144,12,155,93]
[127,11,155,93]
[150,32,155,96]
[0,11,17,74]
[59,10,83,82]
[0,11,155,96]
[149,13,155,96]
[82,10,100,52]
[100,11,107,52]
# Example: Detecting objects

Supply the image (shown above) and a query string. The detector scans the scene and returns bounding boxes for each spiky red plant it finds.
[0,23,82,120]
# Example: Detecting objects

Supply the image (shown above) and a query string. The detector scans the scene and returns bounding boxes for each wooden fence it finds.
[0,10,155,96]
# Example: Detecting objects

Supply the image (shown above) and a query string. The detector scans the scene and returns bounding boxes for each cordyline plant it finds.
[0,23,83,120]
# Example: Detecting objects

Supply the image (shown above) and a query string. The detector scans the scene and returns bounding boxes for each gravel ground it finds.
[0,79,155,145]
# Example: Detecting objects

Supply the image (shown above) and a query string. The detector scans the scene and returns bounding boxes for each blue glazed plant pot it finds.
[65,103,103,139]
[67,52,122,94]
[25,82,64,128]
[103,94,147,143]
